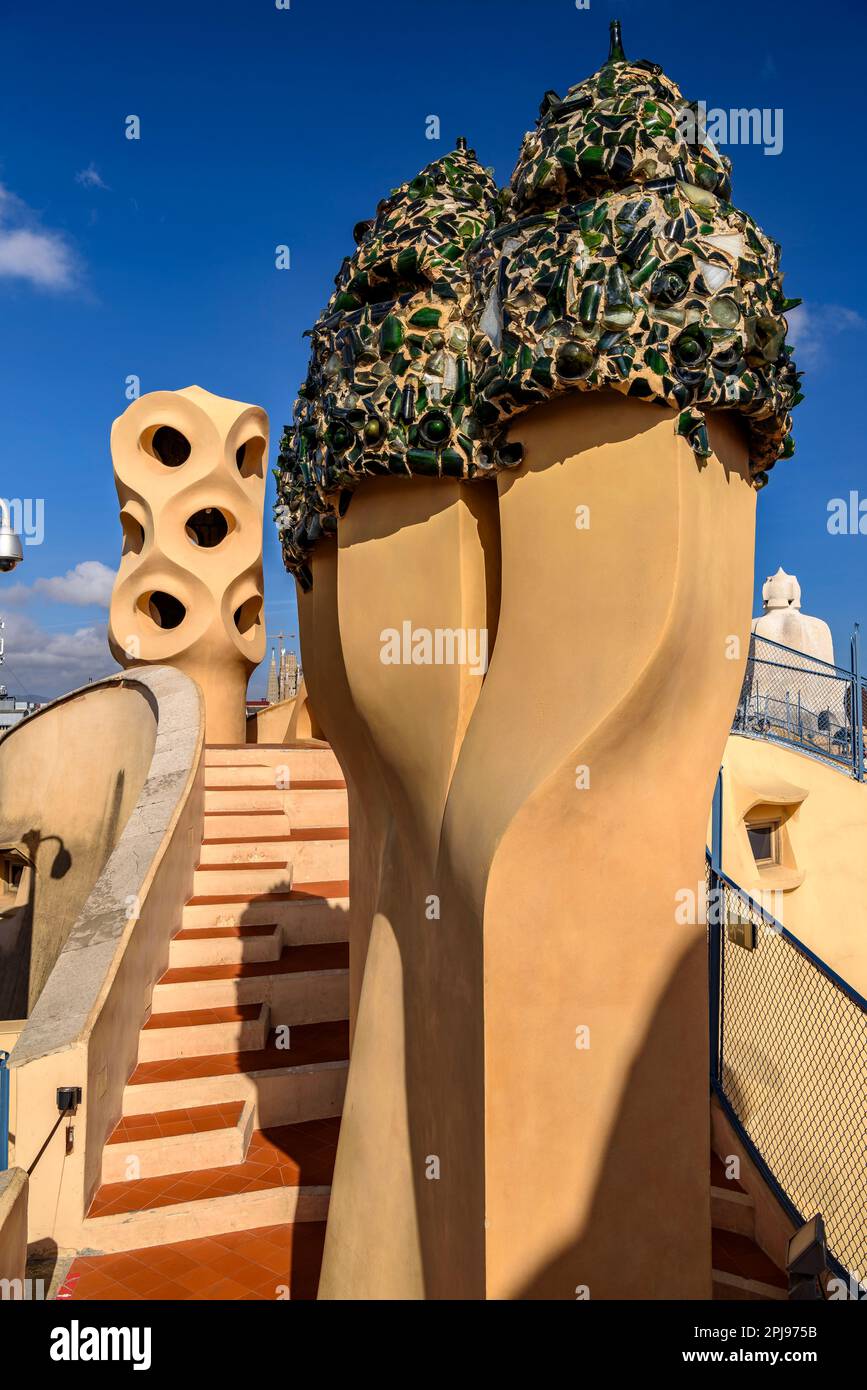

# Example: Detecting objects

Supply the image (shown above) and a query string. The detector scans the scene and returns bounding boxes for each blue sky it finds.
[1,0,865,700]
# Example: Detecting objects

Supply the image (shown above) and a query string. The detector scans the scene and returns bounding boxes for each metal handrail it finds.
[707,777,867,1295]
[733,631,866,781]
[746,632,854,678]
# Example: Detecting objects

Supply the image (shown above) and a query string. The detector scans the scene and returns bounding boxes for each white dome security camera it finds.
[0,499,23,573]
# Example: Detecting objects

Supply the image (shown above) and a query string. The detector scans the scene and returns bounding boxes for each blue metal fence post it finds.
[710,770,723,877]
[708,771,724,1086]
[851,625,864,782]
[0,1051,9,1170]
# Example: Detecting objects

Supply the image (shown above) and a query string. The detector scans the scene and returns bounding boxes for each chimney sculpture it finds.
[108,386,267,743]
[275,22,800,1300]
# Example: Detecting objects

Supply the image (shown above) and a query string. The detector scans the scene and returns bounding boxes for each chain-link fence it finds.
[708,862,867,1285]
[733,634,865,776]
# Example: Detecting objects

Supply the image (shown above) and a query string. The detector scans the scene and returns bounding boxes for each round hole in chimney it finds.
[141,590,186,630]
[233,595,262,635]
[185,507,229,548]
[150,426,191,467]
[120,512,145,556]
[236,436,266,478]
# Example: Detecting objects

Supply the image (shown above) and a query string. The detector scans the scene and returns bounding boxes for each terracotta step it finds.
[710,1152,755,1239]
[286,786,347,828]
[201,827,349,844]
[63,1221,327,1301]
[711,1228,788,1301]
[169,923,283,968]
[198,832,349,884]
[101,1101,253,1183]
[181,880,350,946]
[203,785,347,826]
[83,1117,340,1253]
[204,809,291,838]
[206,743,341,781]
[193,860,293,897]
[152,943,349,1026]
[138,1002,269,1061]
[205,764,278,789]
[205,786,285,813]
[122,1021,349,1128]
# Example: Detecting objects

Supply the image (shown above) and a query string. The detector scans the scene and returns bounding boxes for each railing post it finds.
[851,625,864,782]
[708,771,723,1086]
[0,1051,9,1170]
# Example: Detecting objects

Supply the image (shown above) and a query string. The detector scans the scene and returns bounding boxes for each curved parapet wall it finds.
[721,731,867,998]
[0,1168,27,1286]
[245,681,325,745]
[8,665,204,1251]
[108,385,267,743]
[0,679,158,1018]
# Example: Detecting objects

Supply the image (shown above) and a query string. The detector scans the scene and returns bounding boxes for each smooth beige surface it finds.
[244,688,325,744]
[0,1168,27,1285]
[720,732,867,996]
[314,481,497,1300]
[108,386,267,743]
[288,678,325,742]
[297,542,392,1040]
[0,1023,24,1054]
[0,683,156,1018]
[9,667,204,1251]
[246,694,297,744]
[307,392,756,1299]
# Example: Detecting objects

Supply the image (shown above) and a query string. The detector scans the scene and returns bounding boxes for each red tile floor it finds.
[89,1116,339,1218]
[61,1115,339,1299]
[711,1228,788,1289]
[710,1155,787,1290]
[107,1101,245,1147]
[60,1223,326,1301]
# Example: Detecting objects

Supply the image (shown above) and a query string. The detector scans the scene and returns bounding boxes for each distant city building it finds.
[0,691,38,730]
[265,638,301,704]
[278,647,299,701]
[0,618,39,728]
[266,648,279,704]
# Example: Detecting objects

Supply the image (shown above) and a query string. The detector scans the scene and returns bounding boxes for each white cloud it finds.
[34,560,115,607]
[0,579,31,607]
[0,181,78,290]
[75,163,109,191]
[787,303,866,368]
[0,611,118,702]
[1,560,115,608]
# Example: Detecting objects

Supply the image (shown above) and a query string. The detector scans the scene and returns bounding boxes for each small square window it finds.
[747,822,778,865]
[0,853,24,894]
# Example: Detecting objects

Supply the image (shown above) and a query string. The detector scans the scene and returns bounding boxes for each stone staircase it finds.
[710,1151,788,1300]
[77,742,350,1257]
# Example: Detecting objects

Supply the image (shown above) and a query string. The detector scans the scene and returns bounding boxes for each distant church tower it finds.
[266,647,279,704]
[278,648,299,701]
